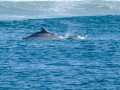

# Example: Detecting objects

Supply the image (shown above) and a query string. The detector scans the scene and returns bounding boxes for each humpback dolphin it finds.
[23,27,87,40]
[66,35,87,40]
[23,27,60,40]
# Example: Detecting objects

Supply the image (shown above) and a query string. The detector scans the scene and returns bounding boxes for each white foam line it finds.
[1,0,120,1]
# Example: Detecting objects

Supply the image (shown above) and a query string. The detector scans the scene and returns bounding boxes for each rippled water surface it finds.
[0,16,120,89]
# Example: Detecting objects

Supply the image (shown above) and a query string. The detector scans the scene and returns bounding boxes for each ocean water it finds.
[1,1,120,20]
[0,1,120,90]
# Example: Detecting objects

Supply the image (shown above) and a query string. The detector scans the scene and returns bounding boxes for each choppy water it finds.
[0,0,120,90]
[0,15,120,89]
[1,1,120,20]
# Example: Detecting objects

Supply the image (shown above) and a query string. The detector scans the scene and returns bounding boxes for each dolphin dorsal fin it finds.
[40,27,49,33]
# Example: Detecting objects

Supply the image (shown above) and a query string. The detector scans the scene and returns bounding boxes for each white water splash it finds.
[59,33,87,40]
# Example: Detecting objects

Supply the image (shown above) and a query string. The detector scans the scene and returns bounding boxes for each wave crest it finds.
[0,1,120,20]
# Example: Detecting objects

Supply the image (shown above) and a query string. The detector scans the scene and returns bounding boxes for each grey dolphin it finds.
[23,27,60,40]
[66,35,87,40]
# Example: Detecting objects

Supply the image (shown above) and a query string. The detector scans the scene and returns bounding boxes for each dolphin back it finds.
[23,27,60,40]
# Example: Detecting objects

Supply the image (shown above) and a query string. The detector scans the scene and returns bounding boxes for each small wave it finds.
[0,1,120,20]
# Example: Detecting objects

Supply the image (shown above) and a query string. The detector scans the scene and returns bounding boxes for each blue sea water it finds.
[0,15,120,90]
[0,1,120,90]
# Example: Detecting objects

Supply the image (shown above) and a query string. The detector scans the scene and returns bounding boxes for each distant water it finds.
[0,15,120,89]
[0,1,120,20]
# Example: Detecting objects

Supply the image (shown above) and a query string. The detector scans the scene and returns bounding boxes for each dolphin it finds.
[23,27,61,40]
[66,35,87,40]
